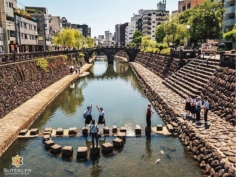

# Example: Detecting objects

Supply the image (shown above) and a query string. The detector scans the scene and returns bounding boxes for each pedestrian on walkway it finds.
[195,96,202,124]
[185,94,192,117]
[203,96,209,124]
[84,104,92,127]
[146,103,154,128]
[190,95,196,119]
[89,119,98,148]
[96,105,106,127]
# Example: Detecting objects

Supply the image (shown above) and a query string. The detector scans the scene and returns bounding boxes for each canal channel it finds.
[0,56,202,177]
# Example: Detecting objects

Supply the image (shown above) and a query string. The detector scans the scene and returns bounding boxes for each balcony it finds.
[225,6,235,15]
[224,19,235,27]
[225,0,234,3]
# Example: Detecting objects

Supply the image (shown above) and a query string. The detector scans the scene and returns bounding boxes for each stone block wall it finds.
[115,50,129,59]
[0,55,84,118]
[201,67,236,126]
[134,52,184,79]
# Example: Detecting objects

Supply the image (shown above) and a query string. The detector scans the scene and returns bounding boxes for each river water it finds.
[0,56,202,177]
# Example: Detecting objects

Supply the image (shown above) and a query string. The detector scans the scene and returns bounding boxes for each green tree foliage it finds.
[223,26,236,43]
[132,30,143,46]
[179,0,224,44]
[52,28,94,50]
[155,24,165,43]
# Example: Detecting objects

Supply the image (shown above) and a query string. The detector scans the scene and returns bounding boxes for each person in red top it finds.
[146,103,154,128]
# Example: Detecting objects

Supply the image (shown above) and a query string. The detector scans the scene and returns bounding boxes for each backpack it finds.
[208,103,212,110]
[83,111,87,118]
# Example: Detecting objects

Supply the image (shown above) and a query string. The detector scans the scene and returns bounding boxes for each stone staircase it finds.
[163,57,220,98]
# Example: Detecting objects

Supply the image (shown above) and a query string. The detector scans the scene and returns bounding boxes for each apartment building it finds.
[49,16,61,36]
[25,6,51,51]
[0,27,3,53]
[115,24,120,45]
[104,31,113,46]
[178,0,204,13]
[221,0,235,32]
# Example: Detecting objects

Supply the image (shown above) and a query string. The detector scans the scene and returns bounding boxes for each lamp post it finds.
[186,25,190,47]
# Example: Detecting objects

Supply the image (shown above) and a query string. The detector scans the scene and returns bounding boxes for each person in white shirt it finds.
[84,104,92,127]
[89,120,98,148]
[96,105,106,127]
[203,96,209,124]
[195,96,202,124]
[146,103,154,128]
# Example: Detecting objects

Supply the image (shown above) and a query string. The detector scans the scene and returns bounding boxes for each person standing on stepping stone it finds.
[89,120,99,148]
[84,104,92,127]
[146,103,154,128]
[96,105,106,127]
[203,96,209,124]
[195,96,202,124]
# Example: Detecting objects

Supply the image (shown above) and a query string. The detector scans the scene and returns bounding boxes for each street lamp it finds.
[186,25,190,47]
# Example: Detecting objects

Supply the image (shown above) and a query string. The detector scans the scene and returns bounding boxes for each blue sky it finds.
[17,0,179,37]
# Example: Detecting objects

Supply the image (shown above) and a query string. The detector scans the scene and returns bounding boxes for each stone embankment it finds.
[0,57,95,157]
[130,62,236,177]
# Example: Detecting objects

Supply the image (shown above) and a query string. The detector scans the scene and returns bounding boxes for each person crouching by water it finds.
[89,120,98,148]
[84,104,92,127]
[146,103,154,128]
[195,96,202,124]
[96,105,106,127]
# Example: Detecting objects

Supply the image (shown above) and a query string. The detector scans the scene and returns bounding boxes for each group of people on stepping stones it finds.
[185,95,210,125]
[83,104,106,147]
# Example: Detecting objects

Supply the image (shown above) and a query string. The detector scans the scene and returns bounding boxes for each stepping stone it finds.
[30,128,39,135]
[102,143,114,153]
[166,124,174,133]
[112,125,117,133]
[56,127,64,135]
[135,125,141,135]
[62,146,73,157]
[45,140,54,149]
[19,129,28,135]
[117,132,126,141]
[156,124,163,131]
[43,135,50,143]
[68,127,78,135]
[82,127,88,134]
[120,127,126,133]
[77,147,88,159]
[103,127,109,134]
[44,127,53,133]
[145,126,151,136]
[90,145,100,156]
[113,138,124,147]
[50,144,62,154]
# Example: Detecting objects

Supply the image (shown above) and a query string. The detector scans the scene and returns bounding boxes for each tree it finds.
[179,0,224,44]
[132,30,143,46]
[155,23,165,43]
[223,25,236,43]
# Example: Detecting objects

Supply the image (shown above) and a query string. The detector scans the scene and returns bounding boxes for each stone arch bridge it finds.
[82,46,140,64]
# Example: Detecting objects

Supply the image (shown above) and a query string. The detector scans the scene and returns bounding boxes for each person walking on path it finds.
[146,103,154,128]
[96,105,106,127]
[84,104,92,127]
[89,120,99,148]
[185,94,192,117]
[203,96,209,124]
[190,95,196,119]
[195,96,202,124]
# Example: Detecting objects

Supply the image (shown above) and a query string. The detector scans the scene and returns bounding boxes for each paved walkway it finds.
[130,62,236,166]
[0,63,93,157]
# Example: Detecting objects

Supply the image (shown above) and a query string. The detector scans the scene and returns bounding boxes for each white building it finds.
[104,31,113,46]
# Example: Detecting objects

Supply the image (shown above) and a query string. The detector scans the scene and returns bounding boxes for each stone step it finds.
[175,72,209,85]
[187,63,218,72]
[163,81,187,98]
[184,66,216,76]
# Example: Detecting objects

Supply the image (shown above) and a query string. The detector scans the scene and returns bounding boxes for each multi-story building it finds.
[0,0,16,53]
[221,0,235,32]
[178,0,205,13]
[104,31,113,46]
[61,17,71,28]
[25,6,51,51]
[88,27,91,36]
[49,16,61,35]
[120,22,128,46]
[0,27,4,53]
[115,24,120,45]
[97,35,104,44]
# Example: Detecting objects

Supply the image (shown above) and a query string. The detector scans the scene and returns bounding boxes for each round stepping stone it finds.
[120,127,126,133]
[135,125,141,135]
[62,146,73,157]
[45,140,54,149]
[156,124,163,131]
[44,127,52,133]
[50,144,62,154]
[82,127,88,134]
[102,143,114,153]
[112,125,117,133]
[113,138,124,147]
[77,147,88,159]
[68,127,78,135]
[103,127,110,134]
[117,132,126,141]
[90,145,100,156]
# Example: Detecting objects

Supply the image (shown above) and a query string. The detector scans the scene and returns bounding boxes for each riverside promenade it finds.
[130,62,236,176]
[0,63,93,157]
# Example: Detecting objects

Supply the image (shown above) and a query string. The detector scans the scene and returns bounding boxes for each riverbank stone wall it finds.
[0,55,85,118]
[130,62,236,177]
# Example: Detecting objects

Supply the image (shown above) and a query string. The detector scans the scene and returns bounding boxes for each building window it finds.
[187,3,191,9]
[10,30,15,37]
[21,33,24,39]
[9,2,13,8]
[34,26,36,31]
[21,22,23,27]
[6,2,8,7]
[25,34,27,39]
[24,23,27,28]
